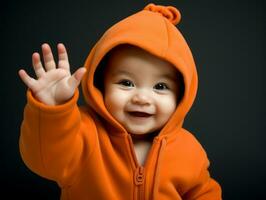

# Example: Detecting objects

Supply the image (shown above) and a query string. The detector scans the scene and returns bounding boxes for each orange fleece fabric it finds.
[19,3,222,200]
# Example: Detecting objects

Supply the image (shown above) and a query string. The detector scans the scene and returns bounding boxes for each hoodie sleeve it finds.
[19,89,96,187]
[183,158,222,200]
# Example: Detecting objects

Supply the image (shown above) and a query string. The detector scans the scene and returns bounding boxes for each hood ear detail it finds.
[144,3,181,25]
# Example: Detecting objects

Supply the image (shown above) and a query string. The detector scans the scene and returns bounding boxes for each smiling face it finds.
[103,45,181,136]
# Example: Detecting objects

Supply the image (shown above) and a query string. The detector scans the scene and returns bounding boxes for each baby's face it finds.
[103,45,180,135]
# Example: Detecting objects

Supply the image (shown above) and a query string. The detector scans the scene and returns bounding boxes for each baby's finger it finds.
[32,52,45,78]
[18,69,38,91]
[68,67,86,89]
[57,43,70,71]
[42,43,56,71]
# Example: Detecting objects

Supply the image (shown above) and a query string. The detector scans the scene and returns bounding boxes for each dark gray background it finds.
[1,0,265,199]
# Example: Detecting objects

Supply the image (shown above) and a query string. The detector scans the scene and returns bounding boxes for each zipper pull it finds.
[134,166,145,185]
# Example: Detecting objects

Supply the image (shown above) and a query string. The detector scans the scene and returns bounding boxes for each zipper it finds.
[134,166,144,185]
[152,138,167,199]
[134,166,145,199]
[127,134,145,200]
[127,134,161,200]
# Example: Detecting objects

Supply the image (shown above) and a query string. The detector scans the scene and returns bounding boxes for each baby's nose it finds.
[131,90,151,105]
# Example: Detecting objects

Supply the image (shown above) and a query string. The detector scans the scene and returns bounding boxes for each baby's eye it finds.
[117,79,134,87]
[154,82,169,90]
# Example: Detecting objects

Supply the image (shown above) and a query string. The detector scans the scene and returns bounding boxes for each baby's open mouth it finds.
[128,111,153,117]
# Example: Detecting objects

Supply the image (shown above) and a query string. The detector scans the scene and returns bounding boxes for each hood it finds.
[81,3,198,138]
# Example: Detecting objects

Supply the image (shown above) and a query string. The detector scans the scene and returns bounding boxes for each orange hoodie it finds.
[19,3,222,200]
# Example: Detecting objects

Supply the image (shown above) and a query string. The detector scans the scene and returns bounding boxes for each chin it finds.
[126,128,150,135]
[127,126,157,136]
[123,122,162,136]
[131,131,150,135]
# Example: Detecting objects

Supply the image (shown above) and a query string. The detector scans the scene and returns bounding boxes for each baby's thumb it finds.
[68,67,87,89]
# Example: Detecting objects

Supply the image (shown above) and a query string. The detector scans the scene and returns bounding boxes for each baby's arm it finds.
[19,44,95,186]
[183,159,222,200]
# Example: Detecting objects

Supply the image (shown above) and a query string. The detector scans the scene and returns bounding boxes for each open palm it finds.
[18,43,86,105]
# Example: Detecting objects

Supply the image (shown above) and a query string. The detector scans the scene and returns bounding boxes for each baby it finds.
[19,3,222,200]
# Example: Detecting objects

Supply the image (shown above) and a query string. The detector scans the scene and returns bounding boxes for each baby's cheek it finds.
[105,89,128,113]
[160,95,176,112]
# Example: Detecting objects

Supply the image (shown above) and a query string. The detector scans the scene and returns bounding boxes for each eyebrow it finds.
[112,70,133,76]
[112,70,179,82]
[160,73,178,82]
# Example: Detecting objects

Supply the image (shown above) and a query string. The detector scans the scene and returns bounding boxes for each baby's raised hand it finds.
[18,43,86,105]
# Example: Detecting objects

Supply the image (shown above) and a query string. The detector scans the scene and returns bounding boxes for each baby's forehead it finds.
[105,44,178,78]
